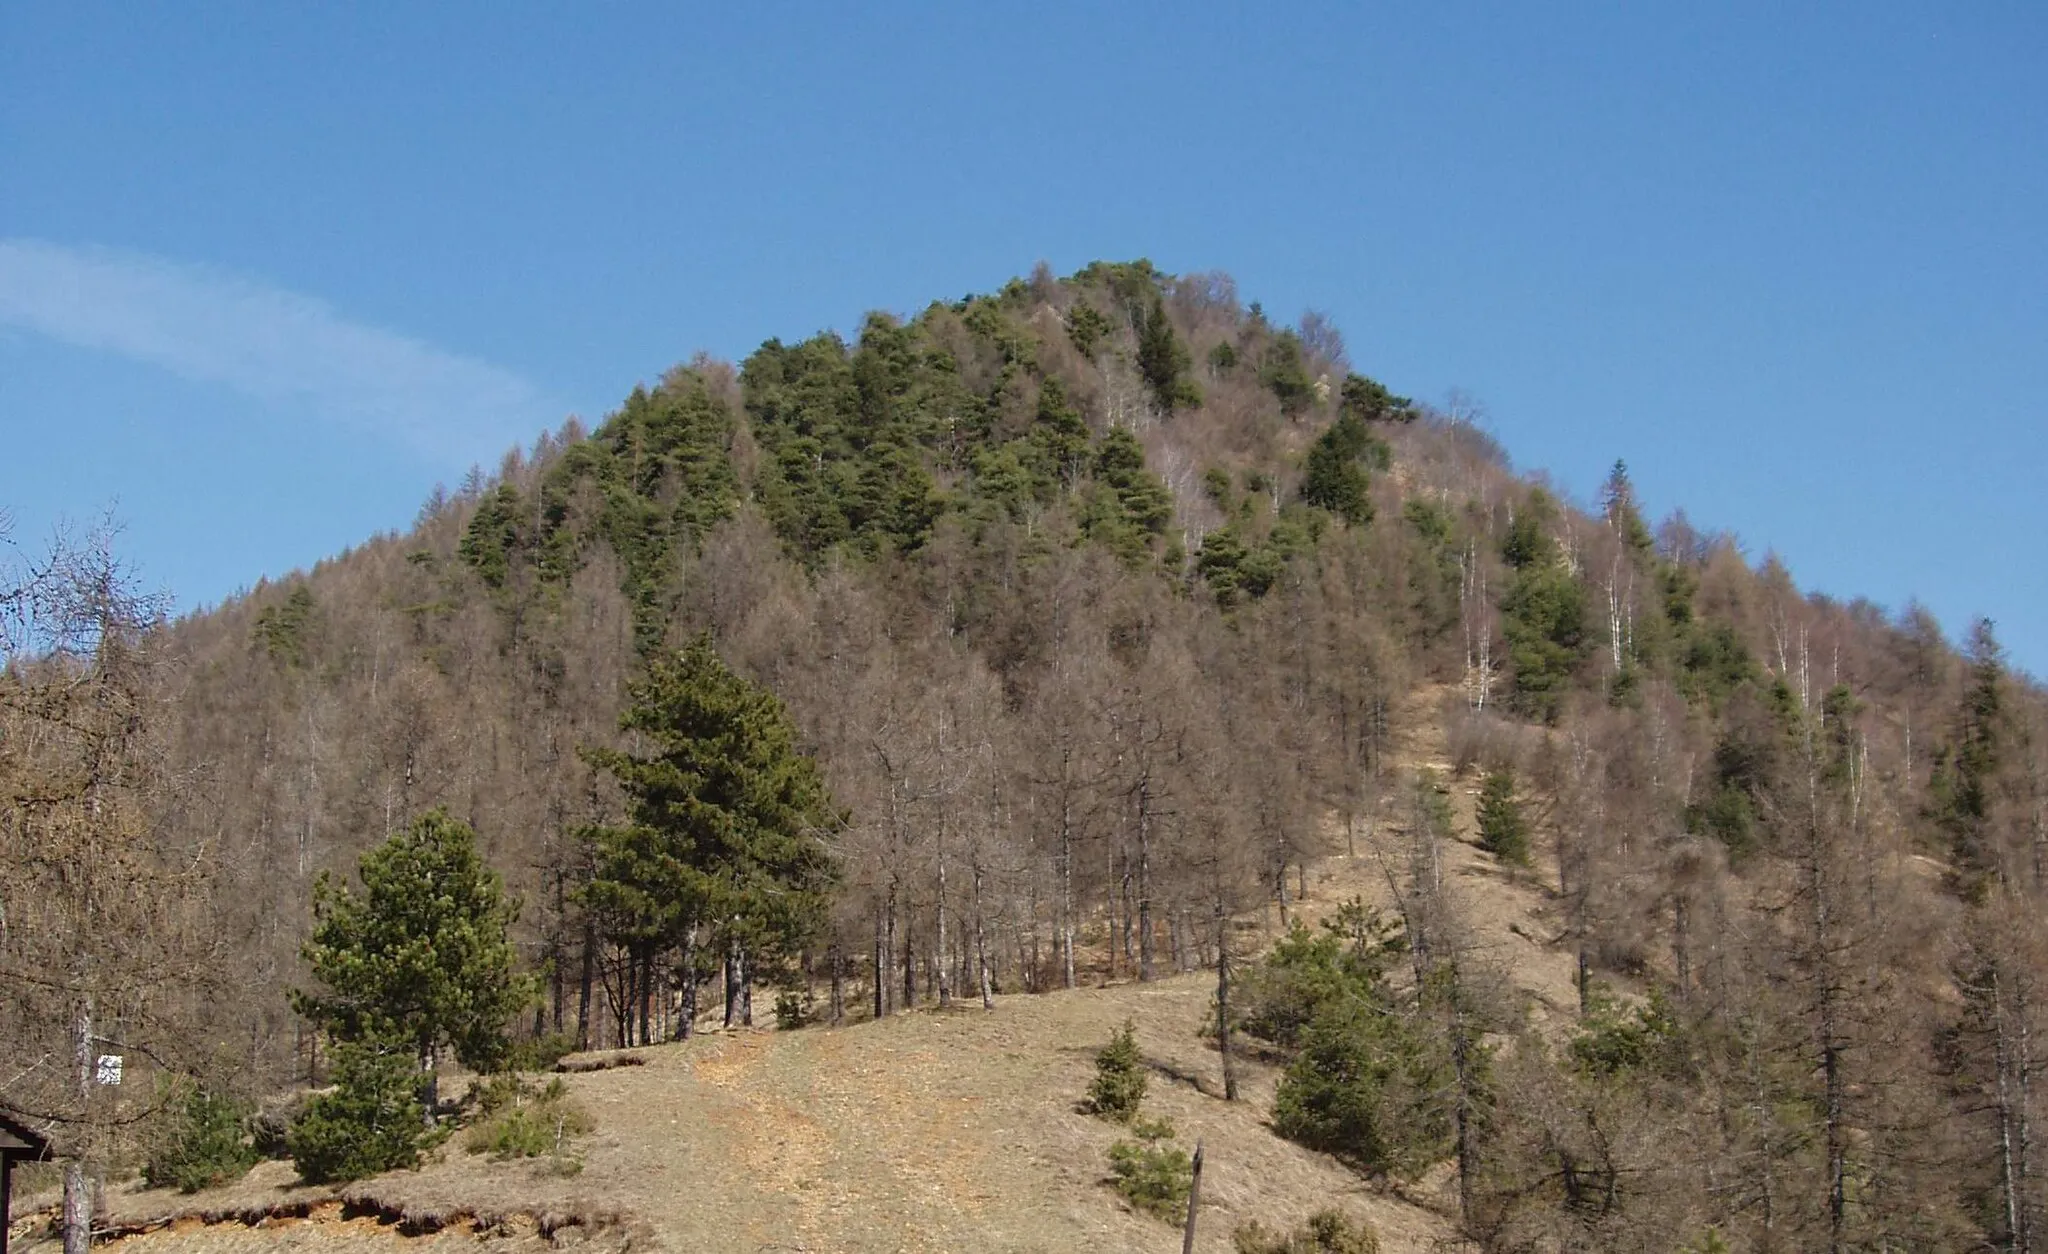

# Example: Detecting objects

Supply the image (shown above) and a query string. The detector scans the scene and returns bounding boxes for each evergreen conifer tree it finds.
[293,809,532,1073]
[286,1040,429,1183]
[1260,331,1318,417]
[1136,295,1199,412]
[581,635,840,1022]
[1030,376,1092,487]
[1086,1018,1149,1122]
[1301,412,1379,526]
[1599,459,1655,555]
[1476,768,1531,866]
[1931,618,2009,899]
[1338,372,1415,424]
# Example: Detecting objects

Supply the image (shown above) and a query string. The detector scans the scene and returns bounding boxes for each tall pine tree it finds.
[1931,619,2010,900]
[582,635,840,1031]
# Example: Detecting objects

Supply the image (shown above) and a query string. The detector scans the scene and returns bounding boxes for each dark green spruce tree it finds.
[1301,410,1385,526]
[582,635,840,1036]
[1476,768,1531,866]
[1136,294,1200,412]
[1498,490,1589,723]
[1930,618,2010,900]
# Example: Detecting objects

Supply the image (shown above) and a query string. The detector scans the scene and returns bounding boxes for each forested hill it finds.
[10,258,2048,1248]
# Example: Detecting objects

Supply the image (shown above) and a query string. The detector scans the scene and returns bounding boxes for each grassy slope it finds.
[24,692,1589,1254]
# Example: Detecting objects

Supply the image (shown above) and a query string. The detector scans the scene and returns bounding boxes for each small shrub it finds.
[287,1041,428,1184]
[1570,985,1681,1077]
[1233,903,1404,1052]
[1126,1113,1176,1143]
[144,1085,258,1193]
[1107,1138,1192,1224]
[1234,1209,1381,1254]
[504,1031,578,1073]
[1085,1018,1147,1121]
[774,988,812,1030]
[462,1075,593,1166]
[1272,996,1455,1179]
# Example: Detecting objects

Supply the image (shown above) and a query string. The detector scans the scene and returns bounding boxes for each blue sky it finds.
[3,4,2043,673]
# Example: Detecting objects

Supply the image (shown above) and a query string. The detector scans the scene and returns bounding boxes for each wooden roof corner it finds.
[0,1110,52,1161]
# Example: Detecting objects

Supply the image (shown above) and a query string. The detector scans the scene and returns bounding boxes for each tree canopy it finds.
[292,809,531,1071]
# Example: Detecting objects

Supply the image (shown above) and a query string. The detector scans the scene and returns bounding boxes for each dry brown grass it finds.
[1296,685,1590,1040]
[14,686,1594,1254]
[14,981,1464,1254]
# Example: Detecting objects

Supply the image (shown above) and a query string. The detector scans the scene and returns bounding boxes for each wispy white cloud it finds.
[0,239,552,464]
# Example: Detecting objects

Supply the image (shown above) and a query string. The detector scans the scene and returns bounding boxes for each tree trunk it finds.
[936,831,952,1009]
[420,1043,441,1123]
[1137,774,1154,982]
[674,935,696,1040]
[2020,989,2037,1254]
[679,964,698,1040]
[638,949,655,1047]
[1060,786,1077,990]
[1450,977,1478,1231]
[972,862,994,1011]
[902,920,917,1009]
[873,906,888,1019]
[62,1163,87,1254]
[1673,895,1692,1002]
[549,869,566,1033]
[576,915,596,1052]
[1216,909,1237,1102]
[1997,965,2028,1254]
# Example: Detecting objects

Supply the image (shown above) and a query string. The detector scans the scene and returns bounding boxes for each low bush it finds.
[287,1041,429,1184]
[462,1074,592,1170]
[1569,985,1682,1078]
[1085,1018,1147,1121]
[250,1094,309,1161]
[1107,1137,1192,1224]
[1272,992,1456,1179]
[1476,767,1532,866]
[1233,1209,1381,1254]
[774,988,812,1030]
[503,1031,578,1073]
[1234,902,1404,1052]
[1126,1113,1175,1143]
[144,1084,258,1193]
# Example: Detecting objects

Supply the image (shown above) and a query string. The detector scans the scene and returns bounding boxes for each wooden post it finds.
[1181,1140,1204,1254]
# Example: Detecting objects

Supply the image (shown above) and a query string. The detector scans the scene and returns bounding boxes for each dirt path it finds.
[558,978,1465,1252]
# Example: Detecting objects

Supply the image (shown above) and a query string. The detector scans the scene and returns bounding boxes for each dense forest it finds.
[7,258,2048,1251]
